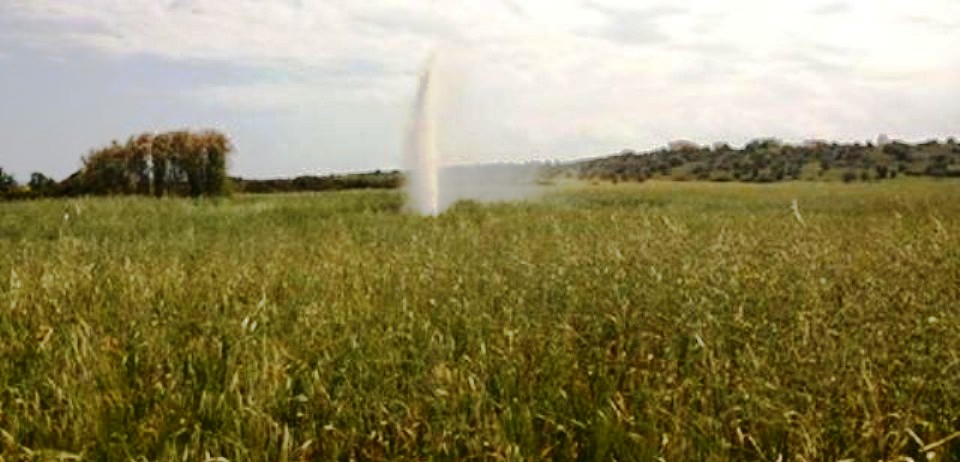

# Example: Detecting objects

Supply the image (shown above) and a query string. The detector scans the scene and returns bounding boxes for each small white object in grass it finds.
[791,199,806,226]
[928,316,938,324]
[694,334,706,348]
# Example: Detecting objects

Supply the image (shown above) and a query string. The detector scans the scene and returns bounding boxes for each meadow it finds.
[1,180,958,461]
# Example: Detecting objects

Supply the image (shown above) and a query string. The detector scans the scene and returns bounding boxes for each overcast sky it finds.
[1,0,958,180]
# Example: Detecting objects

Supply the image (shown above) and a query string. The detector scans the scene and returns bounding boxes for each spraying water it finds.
[404,53,548,214]
[405,56,440,215]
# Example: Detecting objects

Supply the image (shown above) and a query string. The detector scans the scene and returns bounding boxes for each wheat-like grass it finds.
[0,180,958,460]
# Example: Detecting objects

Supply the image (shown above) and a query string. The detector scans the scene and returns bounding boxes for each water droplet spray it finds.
[405,54,440,215]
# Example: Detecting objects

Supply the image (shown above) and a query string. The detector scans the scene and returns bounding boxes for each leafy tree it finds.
[64,129,233,198]
[874,165,889,180]
[926,155,949,177]
[554,137,960,185]
[28,172,57,195]
[0,168,17,193]
[126,134,153,195]
[883,142,912,162]
[82,141,132,195]
[152,133,171,197]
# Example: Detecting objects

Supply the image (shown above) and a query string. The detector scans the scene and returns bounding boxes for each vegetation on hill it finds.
[557,137,960,183]
[1,181,958,460]
[3,136,959,202]
[232,170,402,194]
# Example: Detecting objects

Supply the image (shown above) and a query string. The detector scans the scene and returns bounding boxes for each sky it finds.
[1,0,958,180]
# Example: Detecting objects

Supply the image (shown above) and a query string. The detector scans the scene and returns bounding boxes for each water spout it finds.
[405,56,440,215]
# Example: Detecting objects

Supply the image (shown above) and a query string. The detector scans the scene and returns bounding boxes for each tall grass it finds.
[1,180,958,460]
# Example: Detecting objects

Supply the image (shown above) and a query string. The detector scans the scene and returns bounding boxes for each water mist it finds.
[404,53,547,215]
[405,56,440,215]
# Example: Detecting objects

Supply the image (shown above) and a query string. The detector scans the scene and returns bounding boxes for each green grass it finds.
[1,180,959,461]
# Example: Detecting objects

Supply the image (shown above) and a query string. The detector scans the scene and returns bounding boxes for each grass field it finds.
[1,180,959,461]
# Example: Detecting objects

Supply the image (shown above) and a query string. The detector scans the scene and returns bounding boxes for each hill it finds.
[553,138,960,183]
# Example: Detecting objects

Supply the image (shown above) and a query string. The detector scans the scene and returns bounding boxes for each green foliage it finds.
[27,172,57,196]
[569,138,960,184]
[233,170,402,194]
[73,130,233,198]
[1,181,958,460]
[0,167,17,193]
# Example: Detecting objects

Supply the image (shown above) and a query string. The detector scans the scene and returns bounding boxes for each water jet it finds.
[404,55,440,215]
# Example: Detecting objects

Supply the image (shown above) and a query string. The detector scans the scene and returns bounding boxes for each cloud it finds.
[500,0,528,18]
[3,1,414,70]
[810,2,851,16]
[190,74,408,112]
[350,6,465,43]
[583,3,685,45]
[903,14,958,33]
[1,0,959,176]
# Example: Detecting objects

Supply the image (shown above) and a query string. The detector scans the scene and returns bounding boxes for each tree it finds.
[81,141,131,195]
[28,172,57,195]
[152,133,171,197]
[883,142,912,162]
[198,130,232,196]
[926,155,949,177]
[72,129,234,198]
[0,168,17,193]
[126,134,153,195]
[166,131,192,196]
[874,165,889,180]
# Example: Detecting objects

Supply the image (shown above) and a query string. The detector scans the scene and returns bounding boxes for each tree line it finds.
[232,171,402,194]
[559,137,960,183]
[64,130,233,197]
[1,130,233,200]
[5,134,960,201]
[1,129,410,201]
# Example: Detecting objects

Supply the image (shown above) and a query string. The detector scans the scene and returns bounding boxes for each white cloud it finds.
[2,0,959,167]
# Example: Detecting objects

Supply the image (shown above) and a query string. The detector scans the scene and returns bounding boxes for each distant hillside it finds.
[549,138,960,183]
[4,137,960,202]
